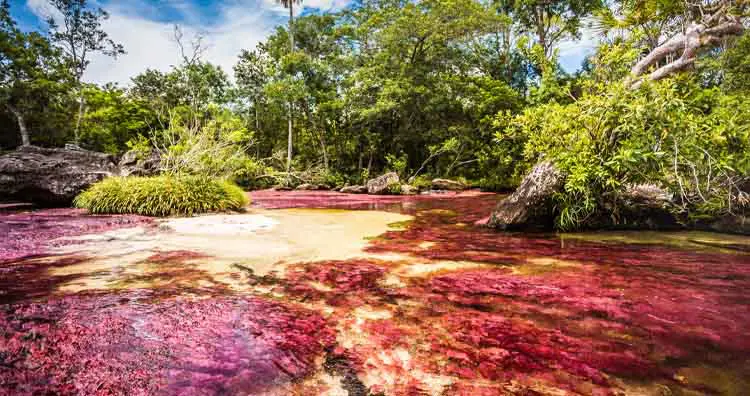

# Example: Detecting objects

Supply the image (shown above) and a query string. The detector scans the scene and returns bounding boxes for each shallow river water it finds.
[1,191,749,395]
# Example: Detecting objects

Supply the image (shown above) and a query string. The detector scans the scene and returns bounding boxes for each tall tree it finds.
[505,0,602,57]
[0,0,71,146]
[47,0,125,142]
[276,0,302,172]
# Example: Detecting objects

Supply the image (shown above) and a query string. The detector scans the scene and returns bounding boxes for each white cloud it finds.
[25,0,348,86]
[557,26,600,72]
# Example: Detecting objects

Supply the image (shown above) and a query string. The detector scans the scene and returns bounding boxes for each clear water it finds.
[1,191,749,395]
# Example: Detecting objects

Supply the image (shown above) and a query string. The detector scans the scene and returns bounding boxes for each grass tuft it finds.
[74,176,249,217]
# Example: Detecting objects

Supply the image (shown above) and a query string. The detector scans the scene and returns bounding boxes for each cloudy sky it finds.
[9,0,594,86]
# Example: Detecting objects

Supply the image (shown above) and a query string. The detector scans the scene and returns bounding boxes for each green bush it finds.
[501,78,750,230]
[74,176,249,217]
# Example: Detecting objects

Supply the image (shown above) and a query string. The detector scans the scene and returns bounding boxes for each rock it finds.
[400,184,418,195]
[488,161,563,231]
[366,172,400,195]
[701,214,750,235]
[118,149,160,177]
[591,183,683,231]
[0,146,118,206]
[295,183,319,191]
[340,185,367,194]
[431,178,467,191]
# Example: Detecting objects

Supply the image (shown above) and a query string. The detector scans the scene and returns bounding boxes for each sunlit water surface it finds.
[1,191,749,395]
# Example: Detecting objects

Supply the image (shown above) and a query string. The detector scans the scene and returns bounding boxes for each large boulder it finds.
[431,178,467,191]
[118,149,160,177]
[590,184,682,230]
[0,146,118,205]
[366,172,400,195]
[488,161,562,231]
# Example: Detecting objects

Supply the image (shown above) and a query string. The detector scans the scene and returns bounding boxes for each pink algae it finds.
[0,208,152,262]
[1,190,750,395]
[0,290,335,395]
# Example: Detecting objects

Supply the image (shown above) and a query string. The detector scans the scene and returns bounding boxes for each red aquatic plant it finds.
[0,208,153,262]
[0,291,335,395]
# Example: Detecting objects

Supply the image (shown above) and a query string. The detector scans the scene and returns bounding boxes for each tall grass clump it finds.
[74,176,249,216]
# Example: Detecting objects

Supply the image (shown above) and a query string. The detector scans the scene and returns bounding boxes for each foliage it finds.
[74,175,248,216]
[152,106,253,179]
[504,78,750,229]
[78,85,155,153]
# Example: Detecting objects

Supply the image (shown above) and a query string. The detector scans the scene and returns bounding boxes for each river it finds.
[1,191,749,395]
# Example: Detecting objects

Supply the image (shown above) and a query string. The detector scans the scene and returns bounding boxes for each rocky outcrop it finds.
[366,172,400,195]
[701,214,750,235]
[340,185,368,194]
[431,178,467,191]
[118,149,160,177]
[589,184,682,231]
[0,146,118,205]
[488,161,562,231]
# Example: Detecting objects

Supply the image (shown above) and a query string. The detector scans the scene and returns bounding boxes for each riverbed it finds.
[1,191,749,395]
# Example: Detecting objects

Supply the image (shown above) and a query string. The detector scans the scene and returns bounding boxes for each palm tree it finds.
[277,0,302,173]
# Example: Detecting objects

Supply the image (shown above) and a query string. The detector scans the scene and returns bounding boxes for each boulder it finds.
[701,214,750,235]
[366,172,400,195]
[340,185,367,194]
[488,161,562,231]
[591,184,683,230]
[0,146,118,205]
[118,149,160,177]
[400,184,418,195]
[431,178,467,191]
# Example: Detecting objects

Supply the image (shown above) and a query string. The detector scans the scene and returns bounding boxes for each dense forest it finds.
[1,0,748,229]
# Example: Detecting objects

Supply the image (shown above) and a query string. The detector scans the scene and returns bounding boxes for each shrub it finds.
[74,176,248,217]
[501,78,750,230]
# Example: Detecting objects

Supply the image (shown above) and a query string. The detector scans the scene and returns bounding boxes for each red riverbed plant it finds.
[0,291,335,395]
[2,191,749,395]
[0,208,152,263]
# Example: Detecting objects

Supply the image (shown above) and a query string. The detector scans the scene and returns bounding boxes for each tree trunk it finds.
[535,5,548,57]
[287,103,293,172]
[74,92,85,143]
[286,1,295,173]
[254,97,260,133]
[8,105,30,146]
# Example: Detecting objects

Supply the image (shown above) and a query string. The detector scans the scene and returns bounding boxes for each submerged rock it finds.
[366,172,400,194]
[431,178,467,191]
[0,146,118,205]
[488,161,562,231]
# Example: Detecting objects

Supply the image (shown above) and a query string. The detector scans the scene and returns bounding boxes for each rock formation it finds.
[488,161,562,231]
[366,172,400,195]
[0,146,118,205]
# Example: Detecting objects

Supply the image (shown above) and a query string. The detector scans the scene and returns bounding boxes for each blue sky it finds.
[8,0,593,85]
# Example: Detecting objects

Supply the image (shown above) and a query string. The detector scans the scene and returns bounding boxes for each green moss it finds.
[74,175,249,217]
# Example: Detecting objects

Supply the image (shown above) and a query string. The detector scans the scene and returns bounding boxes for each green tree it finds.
[276,0,303,172]
[504,0,602,57]
[0,0,71,146]
[47,0,125,142]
